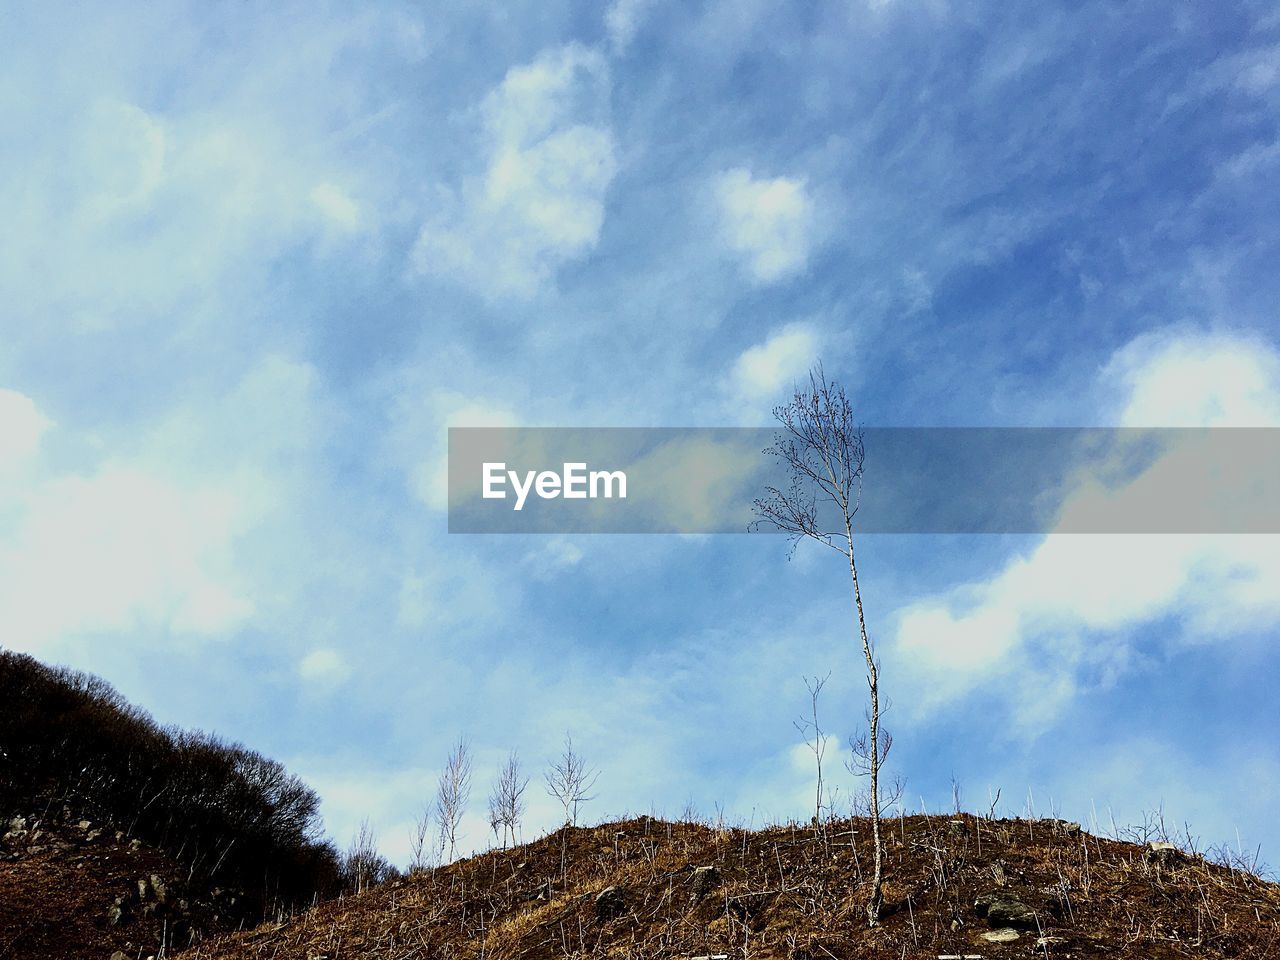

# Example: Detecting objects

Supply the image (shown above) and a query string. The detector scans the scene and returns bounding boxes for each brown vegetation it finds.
[188,814,1280,960]
[0,808,239,958]
[0,650,345,951]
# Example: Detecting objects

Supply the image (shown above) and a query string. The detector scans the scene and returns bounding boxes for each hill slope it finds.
[186,814,1280,960]
[0,809,247,959]
[0,650,344,955]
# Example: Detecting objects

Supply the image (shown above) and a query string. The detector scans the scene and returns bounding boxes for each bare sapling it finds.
[344,818,383,894]
[487,750,529,849]
[409,805,432,873]
[753,362,896,926]
[545,734,599,827]
[435,737,473,863]
[795,672,831,831]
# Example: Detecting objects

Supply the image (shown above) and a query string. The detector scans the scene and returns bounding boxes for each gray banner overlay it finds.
[447,427,1280,534]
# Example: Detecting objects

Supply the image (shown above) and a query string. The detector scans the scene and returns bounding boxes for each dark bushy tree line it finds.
[0,650,345,918]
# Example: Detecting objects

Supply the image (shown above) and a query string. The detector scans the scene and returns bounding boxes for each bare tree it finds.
[343,817,390,894]
[435,737,473,863]
[487,751,529,849]
[752,363,894,925]
[408,804,432,873]
[544,734,599,827]
[795,672,831,828]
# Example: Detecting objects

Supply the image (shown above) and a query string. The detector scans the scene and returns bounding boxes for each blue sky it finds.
[2,0,1279,867]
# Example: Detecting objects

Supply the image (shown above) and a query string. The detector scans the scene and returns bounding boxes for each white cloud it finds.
[525,538,585,579]
[714,168,815,284]
[300,648,350,685]
[0,462,257,653]
[1105,330,1280,427]
[0,357,321,660]
[407,393,520,511]
[891,331,1280,728]
[0,389,51,475]
[729,323,820,403]
[605,0,657,52]
[73,99,168,219]
[413,45,618,299]
[310,182,363,234]
[0,9,403,343]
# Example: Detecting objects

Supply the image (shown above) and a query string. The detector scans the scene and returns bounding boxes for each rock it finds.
[974,891,1039,929]
[988,899,1039,929]
[110,953,129,960]
[139,878,150,901]
[8,817,26,833]
[1045,819,1082,838]
[77,820,91,830]
[149,874,167,903]
[982,927,1021,943]
[1036,936,1068,948]
[947,819,969,838]
[689,865,721,901]
[107,897,127,926]
[1147,841,1184,868]
[973,891,999,917]
[594,885,626,920]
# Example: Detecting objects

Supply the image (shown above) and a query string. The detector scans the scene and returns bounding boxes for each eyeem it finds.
[482,462,627,511]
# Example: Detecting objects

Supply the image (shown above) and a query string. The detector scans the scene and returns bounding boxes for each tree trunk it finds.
[847,524,883,925]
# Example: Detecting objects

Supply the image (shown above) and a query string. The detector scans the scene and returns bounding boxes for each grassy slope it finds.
[185,814,1280,960]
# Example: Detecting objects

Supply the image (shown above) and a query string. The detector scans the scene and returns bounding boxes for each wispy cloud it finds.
[728,323,821,407]
[714,169,815,284]
[413,45,618,299]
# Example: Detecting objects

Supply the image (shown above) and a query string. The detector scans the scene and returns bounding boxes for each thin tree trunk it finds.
[847,521,883,924]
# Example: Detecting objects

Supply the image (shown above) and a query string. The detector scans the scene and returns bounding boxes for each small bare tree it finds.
[408,804,432,873]
[435,737,473,863]
[753,363,894,926]
[343,817,389,894]
[795,672,831,828]
[487,751,529,849]
[544,734,599,827]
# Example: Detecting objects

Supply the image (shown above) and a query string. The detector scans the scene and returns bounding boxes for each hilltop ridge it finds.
[188,814,1280,960]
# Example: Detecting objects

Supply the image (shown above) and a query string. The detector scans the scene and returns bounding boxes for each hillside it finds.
[0,808,243,959]
[0,650,345,955]
[187,814,1280,960]
[4,651,1278,959]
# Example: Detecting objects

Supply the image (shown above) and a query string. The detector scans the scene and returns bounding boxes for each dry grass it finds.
[185,813,1280,960]
[0,810,235,960]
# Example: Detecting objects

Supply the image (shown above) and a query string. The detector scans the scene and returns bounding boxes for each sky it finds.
[2,0,1279,869]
